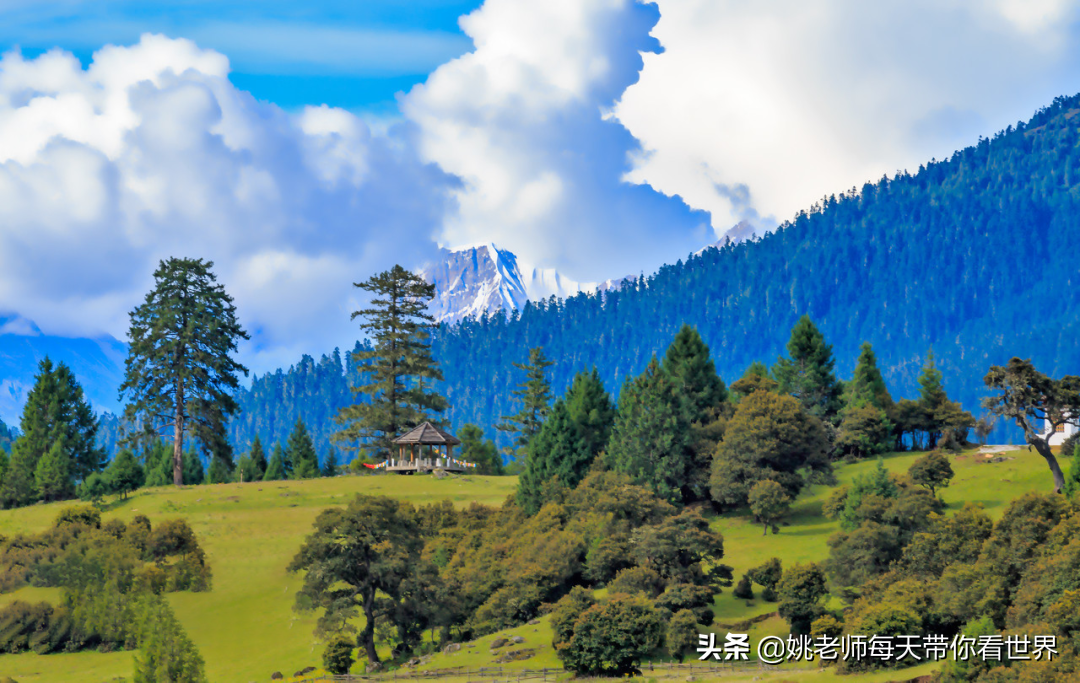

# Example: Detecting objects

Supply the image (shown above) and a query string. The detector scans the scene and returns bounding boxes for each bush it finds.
[558,594,664,676]
[323,636,355,675]
[666,609,699,662]
[54,506,101,529]
[607,566,665,598]
[733,574,754,599]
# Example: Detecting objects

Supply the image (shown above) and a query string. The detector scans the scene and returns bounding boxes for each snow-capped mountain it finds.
[421,244,625,324]
[694,220,758,255]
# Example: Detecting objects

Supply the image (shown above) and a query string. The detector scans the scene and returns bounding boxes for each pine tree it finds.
[604,358,691,505]
[120,258,249,486]
[206,456,232,484]
[334,265,445,459]
[771,316,843,423]
[263,443,286,481]
[563,368,616,460]
[0,438,37,508]
[517,399,590,514]
[143,439,173,487]
[846,342,893,411]
[106,448,145,499]
[662,325,727,422]
[321,447,340,478]
[249,436,268,475]
[35,439,75,502]
[132,594,207,683]
[182,446,204,486]
[457,424,503,475]
[496,347,555,459]
[288,419,320,479]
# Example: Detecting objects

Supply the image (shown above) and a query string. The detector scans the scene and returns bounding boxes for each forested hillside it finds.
[429,94,1080,447]
[97,94,1080,459]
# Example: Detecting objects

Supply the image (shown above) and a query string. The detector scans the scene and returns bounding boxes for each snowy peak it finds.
[421,245,627,324]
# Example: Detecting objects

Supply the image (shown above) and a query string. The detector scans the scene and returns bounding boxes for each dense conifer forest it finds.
[93,93,1080,459]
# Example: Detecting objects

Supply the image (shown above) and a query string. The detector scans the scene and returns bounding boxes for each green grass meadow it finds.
[0,446,1055,682]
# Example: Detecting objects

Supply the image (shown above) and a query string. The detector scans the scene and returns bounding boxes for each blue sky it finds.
[0,0,483,111]
[1,0,1079,376]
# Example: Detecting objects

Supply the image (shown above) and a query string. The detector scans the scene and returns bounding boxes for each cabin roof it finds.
[392,422,461,446]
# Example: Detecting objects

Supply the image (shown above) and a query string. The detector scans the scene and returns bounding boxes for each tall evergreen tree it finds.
[206,456,232,484]
[836,342,895,459]
[662,325,727,421]
[334,265,445,459]
[918,349,948,413]
[773,316,843,423]
[288,419,320,479]
[182,445,205,486]
[846,342,893,411]
[249,436,268,474]
[143,439,173,487]
[517,399,590,514]
[320,447,340,478]
[0,439,38,508]
[34,438,74,502]
[456,424,504,475]
[263,443,287,481]
[564,367,616,459]
[496,347,555,458]
[120,258,249,486]
[918,349,973,449]
[604,358,691,505]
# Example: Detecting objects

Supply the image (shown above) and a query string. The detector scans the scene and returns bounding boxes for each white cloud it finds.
[0,34,455,374]
[611,0,1080,235]
[401,0,711,281]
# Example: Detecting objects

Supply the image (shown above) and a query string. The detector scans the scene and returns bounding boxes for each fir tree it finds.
[334,265,445,458]
[143,439,173,487]
[517,399,590,514]
[249,436,268,475]
[206,456,232,484]
[662,325,727,421]
[457,424,503,475]
[837,342,895,458]
[320,447,340,478]
[35,439,74,502]
[288,419,320,479]
[846,342,893,411]
[496,347,555,459]
[563,368,616,460]
[106,448,145,499]
[918,349,948,412]
[604,358,691,504]
[263,443,287,481]
[120,257,249,486]
[0,438,38,508]
[773,316,843,423]
[182,446,204,486]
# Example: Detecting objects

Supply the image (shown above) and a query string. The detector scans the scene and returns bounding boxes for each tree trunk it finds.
[1028,435,1066,493]
[361,588,379,664]
[173,381,185,487]
[762,522,768,536]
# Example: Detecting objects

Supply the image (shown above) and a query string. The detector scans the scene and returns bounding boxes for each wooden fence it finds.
[297,660,813,682]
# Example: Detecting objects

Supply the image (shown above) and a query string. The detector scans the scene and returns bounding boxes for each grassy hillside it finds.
[0,447,1055,682]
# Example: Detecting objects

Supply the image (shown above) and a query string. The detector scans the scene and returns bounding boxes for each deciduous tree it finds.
[748,480,792,535]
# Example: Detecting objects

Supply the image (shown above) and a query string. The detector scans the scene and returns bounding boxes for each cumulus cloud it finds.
[611,0,1080,234]
[401,0,712,282]
[0,34,456,373]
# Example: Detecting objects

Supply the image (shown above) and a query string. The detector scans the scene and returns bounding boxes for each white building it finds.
[1043,415,1079,447]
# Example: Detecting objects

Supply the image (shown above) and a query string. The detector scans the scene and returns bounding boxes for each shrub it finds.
[323,635,355,675]
[607,566,665,598]
[733,574,754,599]
[54,506,101,530]
[558,594,663,676]
[666,609,699,662]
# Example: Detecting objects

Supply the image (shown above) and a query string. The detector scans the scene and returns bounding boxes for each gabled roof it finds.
[392,422,461,445]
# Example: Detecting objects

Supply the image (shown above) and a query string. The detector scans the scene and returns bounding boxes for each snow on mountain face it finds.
[421,244,626,324]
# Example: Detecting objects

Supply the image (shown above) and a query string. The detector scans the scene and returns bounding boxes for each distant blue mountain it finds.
[0,313,126,425]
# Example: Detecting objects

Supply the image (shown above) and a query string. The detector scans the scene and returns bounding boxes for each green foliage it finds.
[550,586,596,650]
[182,446,204,486]
[747,557,783,591]
[563,368,616,464]
[747,479,792,535]
[206,456,232,485]
[710,389,829,508]
[984,357,1080,492]
[287,419,320,480]
[288,495,426,664]
[105,448,145,499]
[776,562,828,635]
[604,358,691,504]
[335,265,445,459]
[835,404,894,461]
[732,574,754,599]
[773,315,843,423]
[607,566,665,598]
[322,635,355,675]
[517,400,589,514]
[457,424,503,475]
[120,257,248,487]
[556,593,663,676]
[630,509,728,586]
[320,446,340,478]
[665,609,699,662]
[77,471,110,508]
[908,450,954,495]
[496,346,555,459]
[34,439,74,503]
[846,342,893,412]
[132,593,207,683]
[262,443,287,481]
